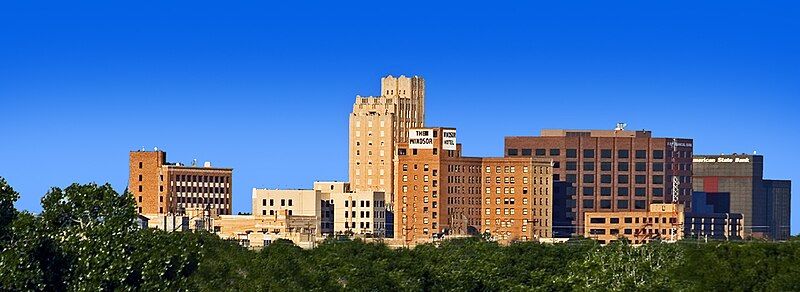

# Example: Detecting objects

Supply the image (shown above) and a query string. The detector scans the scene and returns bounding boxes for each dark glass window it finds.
[618,162,629,172]
[653,162,664,172]
[635,162,647,172]
[566,174,577,183]
[590,218,606,224]
[618,150,629,158]
[601,187,612,196]
[583,174,594,183]
[566,149,577,158]
[600,200,612,209]
[566,161,577,171]
[635,187,646,197]
[618,175,629,184]
[583,149,595,158]
[653,188,664,196]
[601,162,612,171]
[634,200,647,209]
[535,149,546,156]
[582,199,594,208]
[653,150,664,159]
[583,187,594,196]
[635,150,647,159]
[652,175,664,184]
[601,174,612,184]
[601,149,612,158]
[521,149,532,156]
[552,174,560,181]
[618,187,629,196]
[507,149,518,156]
[553,162,560,168]
[550,149,560,156]
[610,218,620,224]
[583,162,595,171]
[635,175,646,184]
[617,200,629,209]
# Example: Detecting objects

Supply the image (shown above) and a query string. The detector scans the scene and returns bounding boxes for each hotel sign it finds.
[442,129,457,151]
[693,157,751,163]
[409,129,434,149]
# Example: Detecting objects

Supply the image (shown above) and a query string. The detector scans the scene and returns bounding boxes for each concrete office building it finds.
[505,128,693,236]
[395,127,553,246]
[251,189,333,235]
[584,204,684,244]
[349,75,425,220]
[129,149,233,216]
[693,154,791,239]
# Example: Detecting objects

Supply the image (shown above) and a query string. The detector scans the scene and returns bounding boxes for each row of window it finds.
[582,199,648,209]
[508,148,668,159]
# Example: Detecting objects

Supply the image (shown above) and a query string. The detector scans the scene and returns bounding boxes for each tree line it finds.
[2,177,800,291]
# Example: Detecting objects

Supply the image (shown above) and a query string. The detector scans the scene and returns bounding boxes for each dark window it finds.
[634,200,647,209]
[583,174,594,183]
[583,162,595,171]
[270,199,274,206]
[610,218,620,224]
[550,149,560,156]
[601,174,612,184]
[590,217,606,224]
[624,229,633,234]
[138,162,143,169]
[412,149,418,155]
[653,150,664,159]
[635,175,646,184]
[281,199,286,206]
[601,187,612,196]
[583,199,594,208]
[262,199,267,206]
[589,229,606,235]
[507,149,518,156]
[601,149,612,158]
[535,149,546,156]
[618,187,629,196]
[553,162,560,168]
[566,149,578,158]
[652,175,664,185]
[624,217,633,223]
[635,187,646,197]
[553,174,560,181]
[653,188,664,196]
[601,162,612,171]
[618,150,629,158]
[635,150,647,159]
[566,174,577,183]
[583,149,595,158]
[521,149,532,156]
[600,200,612,209]
[618,175,629,184]
[583,187,594,196]
[288,199,293,206]
[398,148,407,155]
[635,162,647,172]
[566,161,577,171]
[653,162,664,172]
[618,162,629,172]
[617,200,629,209]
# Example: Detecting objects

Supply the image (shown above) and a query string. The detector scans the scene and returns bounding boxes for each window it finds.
[262,199,267,206]
[550,149,560,156]
[601,149,612,158]
[634,200,647,209]
[535,149,546,156]
[635,175,646,184]
[635,162,647,172]
[138,162,143,169]
[600,187,611,196]
[583,174,594,183]
[566,161,577,171]
[618,162,629,172]
[635,187,646,197]
[653,188,664,196]
[601,175,612,184]
[138,185,142,192]
[507,149,519,156]
[617,200,629,209]
[635,150,647,159]
[618,175,629,184]
[583,187,594,196]
[566,174,577,183]
[583,162,594,171]
[618,150,629,158]
[288,199,293,206]
[601,162,612,171]
[652,175,664,185]
[281,199,285,206]
[600,200,612,209]
[583,199,594,208]
[270,199,274,206]
[590,217,606,224]
[583,149,595,158]
[653,150,664,159]
[618,187,629,196]
[521,148,532,156]
[653,162,664,172]
[566,149,577,158]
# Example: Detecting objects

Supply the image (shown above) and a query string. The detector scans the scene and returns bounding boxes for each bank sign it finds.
[693,157,751,163]
[409,129,434,149]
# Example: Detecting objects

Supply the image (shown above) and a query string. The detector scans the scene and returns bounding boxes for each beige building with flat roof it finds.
[584,203,685,244]
[349,75,425,219]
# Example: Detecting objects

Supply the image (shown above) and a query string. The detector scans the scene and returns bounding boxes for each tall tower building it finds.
[349,75,425,220]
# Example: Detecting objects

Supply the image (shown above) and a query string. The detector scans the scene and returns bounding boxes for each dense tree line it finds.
[2,177,800,291]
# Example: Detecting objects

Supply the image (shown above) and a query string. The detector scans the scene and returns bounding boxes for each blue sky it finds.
[1,1,798,232]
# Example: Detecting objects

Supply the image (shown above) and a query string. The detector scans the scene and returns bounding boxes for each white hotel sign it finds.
[409,129,434,149]
[442,129,457,151]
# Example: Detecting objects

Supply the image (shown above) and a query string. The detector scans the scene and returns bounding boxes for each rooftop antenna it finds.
[192,159,197,167]
[614,122,627,131]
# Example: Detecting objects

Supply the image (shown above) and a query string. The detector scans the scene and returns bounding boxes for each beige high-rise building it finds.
[349,75,425,216]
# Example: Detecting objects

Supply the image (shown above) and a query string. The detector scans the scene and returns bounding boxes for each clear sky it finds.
[1,1,798,233]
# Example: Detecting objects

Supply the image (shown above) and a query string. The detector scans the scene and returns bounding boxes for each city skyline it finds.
[2,1,798,234]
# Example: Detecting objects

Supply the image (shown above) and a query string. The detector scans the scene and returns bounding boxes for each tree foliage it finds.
[2,177,800,291]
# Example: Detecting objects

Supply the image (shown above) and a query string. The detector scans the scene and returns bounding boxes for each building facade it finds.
[395,127,553,246]
[349,75,425,220]
[251,189,332,235]
[692,154,791,240]
[129,150,233,216]
[505,129,693,236]
[584,204,685,244]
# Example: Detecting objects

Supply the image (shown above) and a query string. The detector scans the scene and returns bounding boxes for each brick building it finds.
[505,128,693,236]
[129,149,233,215]
[395,127,553,245]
